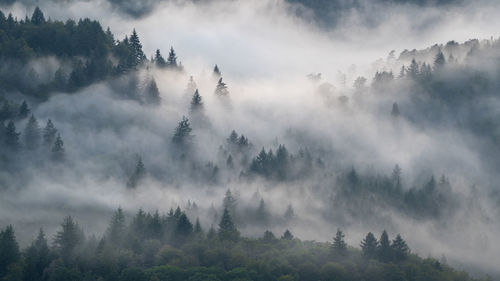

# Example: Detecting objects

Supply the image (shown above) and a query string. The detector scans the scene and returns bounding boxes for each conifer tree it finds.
[185,76,197,96]
[223,189,237,218]
[218,207,239,241]
[391,102,400,117]
[31,6,45,25]
[226,155,234,169]
[256,199,270,225]
[378,230,392,262]
[144,78,161,105]
[24,114,40,150]
[4,121,20,150]
[213,64,221,78]
[154,49,167,68]
[190,89,203,112]
[214,77,229,97]
[174,212,193,241]
[391,234,410,261]
[51,133,65,161]
[194,218,202,234]
[129,29,146,67]
[360,232,379,259]
[107,208,126,246]
[172,116,193,145]
[227,130,238,145]
[0,225,20,277]
[24,228,52,281]
[434,50,446,71]
[281,229,294,240]
[407,59,419,79]
[167,47,178,68]
[54,216,83,265]
[284,204,295,220]
[18,101,30,119]
[332,228,348,256]
[43,119,57,148]
[127,157,145,188]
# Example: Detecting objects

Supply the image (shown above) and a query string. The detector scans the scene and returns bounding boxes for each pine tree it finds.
[222,189,237,218]
[360,232,379,259]
[284,204,295,220]
[434,50,446,71]
[256,199,270,225]
[391,234,410,261]
[18,101,30,119]
[127,157,146,188]
[213,64,221,78]
[154,49,167,68]
[167,47,178,68]
[378,230,392,262]
[226,155,234,169]
[43,119,57,148]
[190,89,203,112]
[218,207,239,241]
[4,121,20,150]
[0,225,20,277]
[54,216,83,265]
[332,228,348,256]
[24,228,53,281]
[407,59,419,79]
[51,133,65,161]
[227,130,238,145]
[185,76,197,96]
[144,78,161,105]
[31,6,45,25]
[281,229,293,240]
[214,78,229,97]
[174,212,193,242]
[24,114,40,150]
[194,218,203,234]
[392,164,402,190]
[172,116,192,144]
[129,29,146,67]
[107,208,126,246]
[391,102,400,117]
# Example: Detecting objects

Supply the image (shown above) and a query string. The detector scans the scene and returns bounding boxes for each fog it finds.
[1,0,500,278]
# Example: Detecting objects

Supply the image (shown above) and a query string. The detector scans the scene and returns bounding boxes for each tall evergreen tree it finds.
[218,207,239,241]
[214,78,229,97]
[407,59,419,79]
[53,216,83,265]
[222,189,237,218]
[172,116,192,145]
[284,204,295,220]
[51,133,65,161]
[391,234,410,261]
[127,157,146,188]
[107,208,126,246]
[281,229,294,240]
[43,119,57,149]
[332,228,348,256]
[213,64,221,78]
[31,6,45,25]
[391,102,400,117]
[24,114,40,150]
[190,89,203,112]
[18,101,30,119]
[154,49,167,68]
[227,130,238,145]
[434,50,446,71]
[0,225,20,277]
[194,218,203,234]
[360,232,379,259]
[144,78,161,105]
[378,230,392,262]
[167,47,178,68]
[129,29,146,67]
[24,228,53,281]
[174,212,193,243]
[4,121,20,150]
[256,199,270,225]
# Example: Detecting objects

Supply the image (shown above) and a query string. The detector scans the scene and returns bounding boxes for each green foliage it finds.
[332,229,348,256]
[172,116,193,145]
[218,208,239,241]
[0,225,20,277]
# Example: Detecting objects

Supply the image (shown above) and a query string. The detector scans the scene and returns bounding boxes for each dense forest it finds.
[1,1,500,280]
